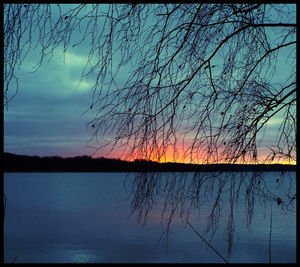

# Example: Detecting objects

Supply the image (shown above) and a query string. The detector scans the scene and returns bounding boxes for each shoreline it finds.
[4,152,296,172]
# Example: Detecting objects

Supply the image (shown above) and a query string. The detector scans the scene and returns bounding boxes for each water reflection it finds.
[4,171,296,263]
[69,249,94,263]
[125,171,296,261]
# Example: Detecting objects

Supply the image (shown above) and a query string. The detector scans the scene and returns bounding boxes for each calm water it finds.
[4,172,296,263]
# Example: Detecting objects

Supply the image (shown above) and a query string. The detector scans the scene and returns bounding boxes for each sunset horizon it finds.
[4,151,296,166]
[4,4,296,263]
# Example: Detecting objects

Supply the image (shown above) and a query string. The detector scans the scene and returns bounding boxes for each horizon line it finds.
[4,152,296,166]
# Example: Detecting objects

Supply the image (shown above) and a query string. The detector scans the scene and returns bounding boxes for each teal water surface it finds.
[4,172,296,263]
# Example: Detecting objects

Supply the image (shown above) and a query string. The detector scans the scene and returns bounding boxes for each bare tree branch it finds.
[4,3,296,163]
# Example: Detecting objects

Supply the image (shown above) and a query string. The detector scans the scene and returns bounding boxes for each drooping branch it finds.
[4,3,296,163]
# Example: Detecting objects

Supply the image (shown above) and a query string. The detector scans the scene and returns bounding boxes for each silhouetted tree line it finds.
[4,152,296,172]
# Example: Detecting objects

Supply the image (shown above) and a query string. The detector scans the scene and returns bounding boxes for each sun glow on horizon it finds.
[91,146,296,165]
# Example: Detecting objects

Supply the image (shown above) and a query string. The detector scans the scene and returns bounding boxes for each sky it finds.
[3,4,120,159]
[3,4,296,163]
[4,48,114,158]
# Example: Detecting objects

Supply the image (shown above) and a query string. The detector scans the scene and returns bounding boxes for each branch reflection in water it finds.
[123,171,296,261]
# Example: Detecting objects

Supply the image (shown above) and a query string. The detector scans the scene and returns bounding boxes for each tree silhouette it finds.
[125,171,296,259]
[4,4,296,164]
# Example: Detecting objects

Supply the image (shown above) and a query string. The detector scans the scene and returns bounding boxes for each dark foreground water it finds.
[4,172,296,263]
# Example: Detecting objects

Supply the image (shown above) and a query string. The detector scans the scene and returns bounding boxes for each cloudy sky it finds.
[4,4,296,163]
[3,4,123,159]
[4,50,95,157]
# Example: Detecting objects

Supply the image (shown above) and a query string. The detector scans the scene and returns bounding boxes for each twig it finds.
[187,221,229,264]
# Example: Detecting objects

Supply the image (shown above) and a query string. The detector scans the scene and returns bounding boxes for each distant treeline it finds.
[3,152,296,172]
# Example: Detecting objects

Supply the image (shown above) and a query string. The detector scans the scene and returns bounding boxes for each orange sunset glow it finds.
[93,143,296,165]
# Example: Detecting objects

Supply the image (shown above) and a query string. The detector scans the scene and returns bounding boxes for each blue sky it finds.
[3,4,296,162]
[4,52,93,157]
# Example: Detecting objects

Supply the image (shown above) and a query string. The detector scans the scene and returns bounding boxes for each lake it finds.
[3,172,296,263]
